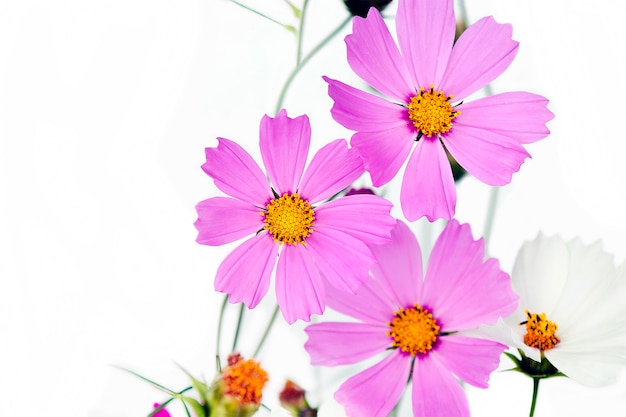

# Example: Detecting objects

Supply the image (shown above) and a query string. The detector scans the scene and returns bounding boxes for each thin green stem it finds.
[529,377,540,417]
[482,186,500,253]
[388,400,401,417]
[231,302,246,352]
[481,83,498,252]
[296,0,310,65]
[253,305,280,357]
[457,0,470,29]
[216,294,228,366]
[148,386,193,417]
[113,365,177,395]
[228,0,291,29]
[274,15,352,114]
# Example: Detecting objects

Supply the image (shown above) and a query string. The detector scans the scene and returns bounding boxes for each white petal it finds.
[551,238,618,332]
[512,233,569,316]
[546,348,626,387]
[479,317,540,360]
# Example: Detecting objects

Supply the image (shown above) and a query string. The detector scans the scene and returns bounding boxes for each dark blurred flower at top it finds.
[345,187,376,196]
[343,0,393,18]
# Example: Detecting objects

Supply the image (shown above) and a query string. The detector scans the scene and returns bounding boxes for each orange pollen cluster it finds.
[222,354,269,406]
[521,310,560,351]
[262,192,314,245]
[387,303,440,355]
[407,85,460,137]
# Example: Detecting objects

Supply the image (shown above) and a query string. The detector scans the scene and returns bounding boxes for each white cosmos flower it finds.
[482,233,626,386]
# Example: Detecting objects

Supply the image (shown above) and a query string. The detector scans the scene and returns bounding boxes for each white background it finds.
[1,0,626,416]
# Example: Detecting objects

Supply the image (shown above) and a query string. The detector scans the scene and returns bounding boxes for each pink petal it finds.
[441,123,531,186]
[400,138,455,221]
[440,16,518,101]
[456,92,554,144]
[298,139,364,204]
[432,335,506,388]
[352,127,415,187]
[369,220,423,308]
[423,220,518,330]
[215,233,278,308]
[396,0,455,88]
[313,194,395,245]
[411,354,469,417]
[324,76,412,133]
[202,138,272,207]
[425,220,484,284]
[304,322,391,366]
[152,403,171,417]
[275,244,324,324]
[335,350,411,417]
[346,9,414,102]
[322,76,416,188]
[194,197,263,246]
[259,110,310,195]
[306,227,374,294]
[325,276,397,324]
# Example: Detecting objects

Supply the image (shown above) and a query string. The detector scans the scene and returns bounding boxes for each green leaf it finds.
[113,365,176,395]
[181,396,207,417]
[283,0,302,18]
[503,351,522,368]
[175,363,211,404]
[228,0,291,30]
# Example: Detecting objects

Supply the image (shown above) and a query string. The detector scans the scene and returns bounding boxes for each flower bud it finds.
[278,380,317,417]
[208,353,269,417]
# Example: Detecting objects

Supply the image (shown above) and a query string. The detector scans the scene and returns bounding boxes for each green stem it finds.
[148,386,193,417]
[482,186,500,253]
[296,0,310,65]
[114,365,177,395]
[529,377,540,417]
[231,302,246,352]
[216,294,229,366]
[274,15,352,114]
[457,0,469,28]
[228,0,291,29]
[253,305,280,357]
[388,400,400,417]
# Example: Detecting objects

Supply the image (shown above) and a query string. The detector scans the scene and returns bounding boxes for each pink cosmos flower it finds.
[324,0,554,221]
[194,110,396,324]
[305,220,518,416]
[152,403,171,417]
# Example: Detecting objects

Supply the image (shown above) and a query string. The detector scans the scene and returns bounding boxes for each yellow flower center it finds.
[387,303,440,355]
[407,85,460,137]
[222,355,269,406]
[521,310,560,351]
[262,192,314,245]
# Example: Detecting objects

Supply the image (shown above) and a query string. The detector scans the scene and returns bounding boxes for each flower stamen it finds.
[521,310,560,351]
[408,85,460,137]
[262,192,314,245]
[387,303,440,355]
[222,354,269,406]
